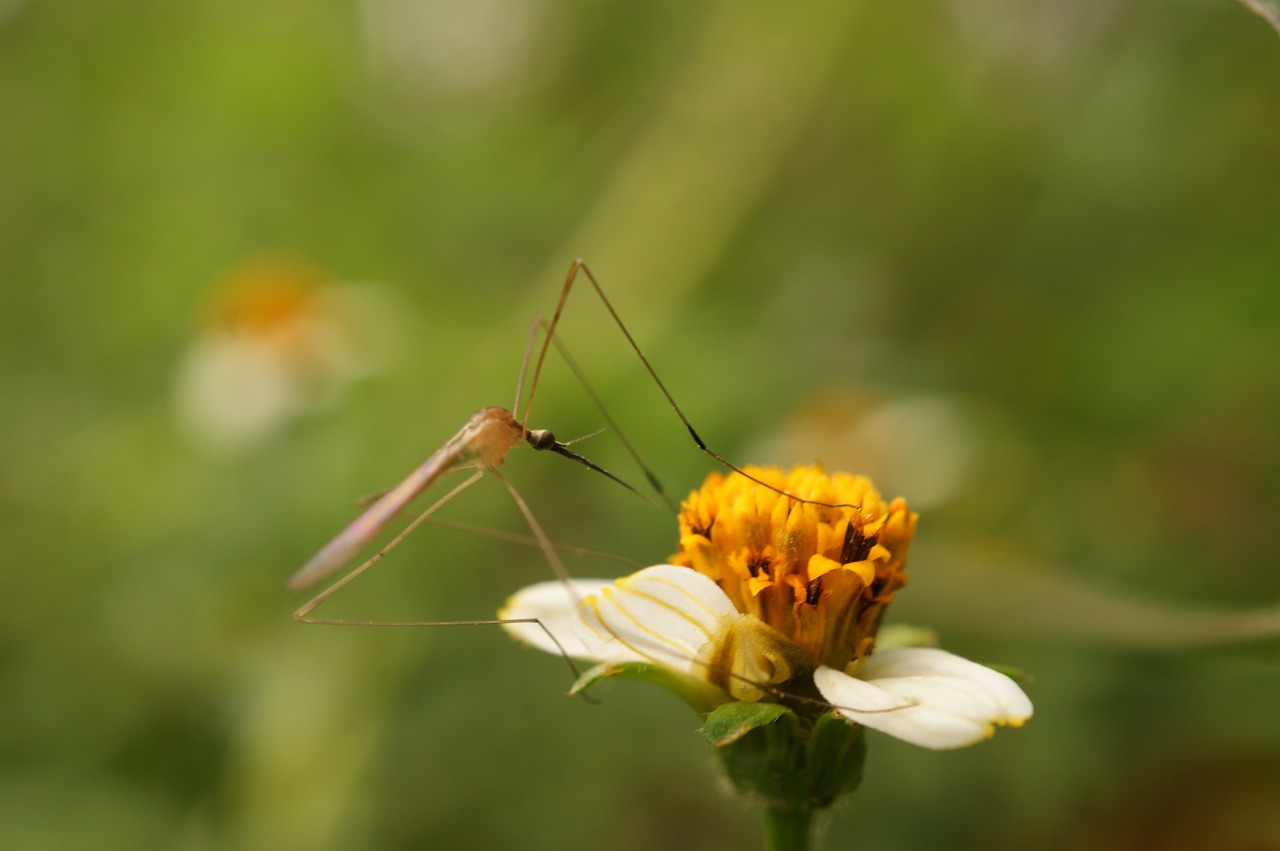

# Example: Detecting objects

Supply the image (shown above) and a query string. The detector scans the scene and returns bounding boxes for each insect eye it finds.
[527,429,557,450]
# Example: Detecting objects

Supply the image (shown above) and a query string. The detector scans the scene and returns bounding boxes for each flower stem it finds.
[763,806,812,851]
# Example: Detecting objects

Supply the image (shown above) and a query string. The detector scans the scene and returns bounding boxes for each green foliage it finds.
[3,1,1280,849]
[704,703,866,812]
[571,660,723,714]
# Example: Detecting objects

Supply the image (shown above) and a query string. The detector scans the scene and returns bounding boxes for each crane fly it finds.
[286,405,615,594]
[277,261,1015,751]
[286,259,669,665]
[288,259,860,635]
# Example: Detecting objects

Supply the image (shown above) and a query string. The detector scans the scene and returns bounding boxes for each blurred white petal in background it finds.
[174,258,399,453]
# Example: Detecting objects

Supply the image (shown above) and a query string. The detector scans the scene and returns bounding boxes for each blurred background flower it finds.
[174,257,397,452]
[1,1,1278,849]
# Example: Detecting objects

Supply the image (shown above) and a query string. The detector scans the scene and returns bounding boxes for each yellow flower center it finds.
[669,465,916,679]
[211,259,326,336]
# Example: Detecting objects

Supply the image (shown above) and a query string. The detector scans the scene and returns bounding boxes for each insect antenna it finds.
[533,435,663,509]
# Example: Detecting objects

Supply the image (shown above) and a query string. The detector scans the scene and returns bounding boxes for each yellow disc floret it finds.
[669,465,916,675]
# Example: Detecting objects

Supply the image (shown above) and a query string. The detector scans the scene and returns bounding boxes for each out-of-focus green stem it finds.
[763,807,813,851]
[514,0,866,375]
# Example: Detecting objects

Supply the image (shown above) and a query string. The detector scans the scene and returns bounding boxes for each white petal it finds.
[499,578,619,660]
[578,564,737,675]
[814,648,1032,751]
[174,336,302,451]
[860,648,1034,723]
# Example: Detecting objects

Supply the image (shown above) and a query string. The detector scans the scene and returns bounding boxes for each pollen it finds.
[669,465,916,674]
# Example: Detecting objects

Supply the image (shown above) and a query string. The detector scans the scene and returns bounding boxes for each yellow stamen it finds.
[669,465,916,675]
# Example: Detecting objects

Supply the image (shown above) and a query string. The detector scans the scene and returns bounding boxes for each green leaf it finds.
[568,661,722,713]
[703,701,793,747]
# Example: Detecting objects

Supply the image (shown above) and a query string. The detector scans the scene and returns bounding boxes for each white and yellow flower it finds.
[174,257,396,452]
[503,465,1031,751]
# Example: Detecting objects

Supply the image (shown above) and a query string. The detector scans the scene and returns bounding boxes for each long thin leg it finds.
[538,316,678,511]
[297,612,585,683]
[423,516,644,568]
[288,427,473,591]
[525,259,861,511]
[512,313,543,416]
[294,468,588,682]
[294,470,486,622]
[513,306,663,510]
[491,469,576,592]
[519,261,584,428]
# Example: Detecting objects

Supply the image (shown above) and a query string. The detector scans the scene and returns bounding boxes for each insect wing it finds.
[287,446,461,591]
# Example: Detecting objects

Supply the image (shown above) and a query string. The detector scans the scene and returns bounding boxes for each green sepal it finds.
[568,661,722,714]
[703,700,793,747]
[706,702,866,812]
[804,711,867,803]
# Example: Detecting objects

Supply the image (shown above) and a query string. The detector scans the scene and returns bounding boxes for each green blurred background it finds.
[3,1,1279,848]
